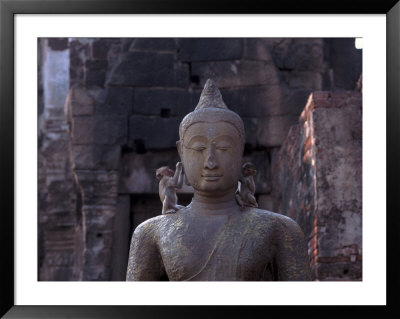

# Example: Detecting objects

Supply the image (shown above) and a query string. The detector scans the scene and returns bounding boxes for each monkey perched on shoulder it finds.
[236,162,258,209]
[156,162,184,215]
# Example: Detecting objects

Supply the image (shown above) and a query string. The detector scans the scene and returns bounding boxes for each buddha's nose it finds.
[204,143,218,169]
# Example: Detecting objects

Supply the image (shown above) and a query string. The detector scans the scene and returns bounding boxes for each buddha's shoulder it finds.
[243,207,291,221]
[243,207,303,234]
[133,208,186,235]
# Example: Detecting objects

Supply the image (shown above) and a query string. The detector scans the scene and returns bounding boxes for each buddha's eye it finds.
[216,142,231,151]
[190,142,206,152]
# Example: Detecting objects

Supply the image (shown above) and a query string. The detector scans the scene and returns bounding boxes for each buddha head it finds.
[177,79,245,195]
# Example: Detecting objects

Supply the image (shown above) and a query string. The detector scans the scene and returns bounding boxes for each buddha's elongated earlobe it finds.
[184,173,191,186]
[181,164,191,186]
[176,140,183,158]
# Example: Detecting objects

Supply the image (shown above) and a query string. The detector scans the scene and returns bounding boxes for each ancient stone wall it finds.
[38,38,79,280]
[38,38,362,280]
[278,91,362,280]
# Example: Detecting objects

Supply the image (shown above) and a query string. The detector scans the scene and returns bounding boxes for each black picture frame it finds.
[1,0,399,318]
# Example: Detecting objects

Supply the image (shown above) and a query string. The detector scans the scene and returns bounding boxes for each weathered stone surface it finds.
[262,38,292,67]
[119,150,191,194]
[130,38,176,52]
[75,170,119,206]
[129,194,194,237]
[312,105,362,257]
[244,38,273,61]
[66,87,95,116]
[105,39,131,70]
[107,52,189,87]
[242,117,258,146]
[191,60,279,88]
[72,116,127,145]
[92,39,111,59]
[84,210,115,233]
[85,229,113,250]
[72,168,119,281]
[40,266,74,281]
[278,90,362,281]
[285,40,324,72]
[220,85,282,117]
[71,144,121,170]
[308,90,362,110]
[178,38,243,62]
[243,114,298,149]
[282,71,323,90]
[133,88,194,116]
[268,146,283,211]
[40,250,75,267]
[278,123,315,239]
[84,64,107,89]
[38,38,79,281]
[40,132,70,160]
[85,73,106,89]
[282,89,312,115]
[82,266,110,281]
[266,38,324,72]
[71,116,94,144]
[69,40,92,87]
[325,38,362,90]
[129,115,181,150]
[84,248,113,266]
[96,87,133,115]
[69,67,84,87]
[42,228,76,248]
[257,194,274,211]
[44,180,77,214]
[111,195,131,280]
[313,260,362,281]
[48,38,69,51]
[86,59,108,71]
[256,115,299,147]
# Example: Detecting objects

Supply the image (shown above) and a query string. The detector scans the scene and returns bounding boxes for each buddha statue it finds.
[126,79,311,281]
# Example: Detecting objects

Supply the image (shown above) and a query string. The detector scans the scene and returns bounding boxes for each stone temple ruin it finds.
[38,38,362,281]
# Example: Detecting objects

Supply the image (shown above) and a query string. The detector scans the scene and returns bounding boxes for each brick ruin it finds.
[38,38,362,281]
[277,91,362,280]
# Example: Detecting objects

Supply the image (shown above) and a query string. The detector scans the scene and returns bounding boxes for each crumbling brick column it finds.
[278,91,362,280]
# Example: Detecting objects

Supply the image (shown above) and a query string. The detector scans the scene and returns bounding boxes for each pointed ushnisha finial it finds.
[195,79,228,110]
[179,78,245,143]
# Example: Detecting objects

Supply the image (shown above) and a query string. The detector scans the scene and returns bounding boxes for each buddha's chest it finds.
[157,215,274,281]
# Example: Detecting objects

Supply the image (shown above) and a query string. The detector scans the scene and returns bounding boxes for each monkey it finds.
[156,162,184,215]
[236,162,258,209]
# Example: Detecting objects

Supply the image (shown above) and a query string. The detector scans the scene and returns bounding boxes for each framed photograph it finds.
[1,0,399,318]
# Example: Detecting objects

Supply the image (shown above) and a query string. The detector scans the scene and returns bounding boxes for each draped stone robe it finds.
[126,206,310,281]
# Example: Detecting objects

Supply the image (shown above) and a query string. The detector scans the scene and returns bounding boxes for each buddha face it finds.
[178,121,243,195]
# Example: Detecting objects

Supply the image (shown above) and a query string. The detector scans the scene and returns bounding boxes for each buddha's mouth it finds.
[202,174,222,181]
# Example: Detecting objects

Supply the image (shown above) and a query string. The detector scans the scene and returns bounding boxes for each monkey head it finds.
[156,166,174,180]
[242,162,257,177]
